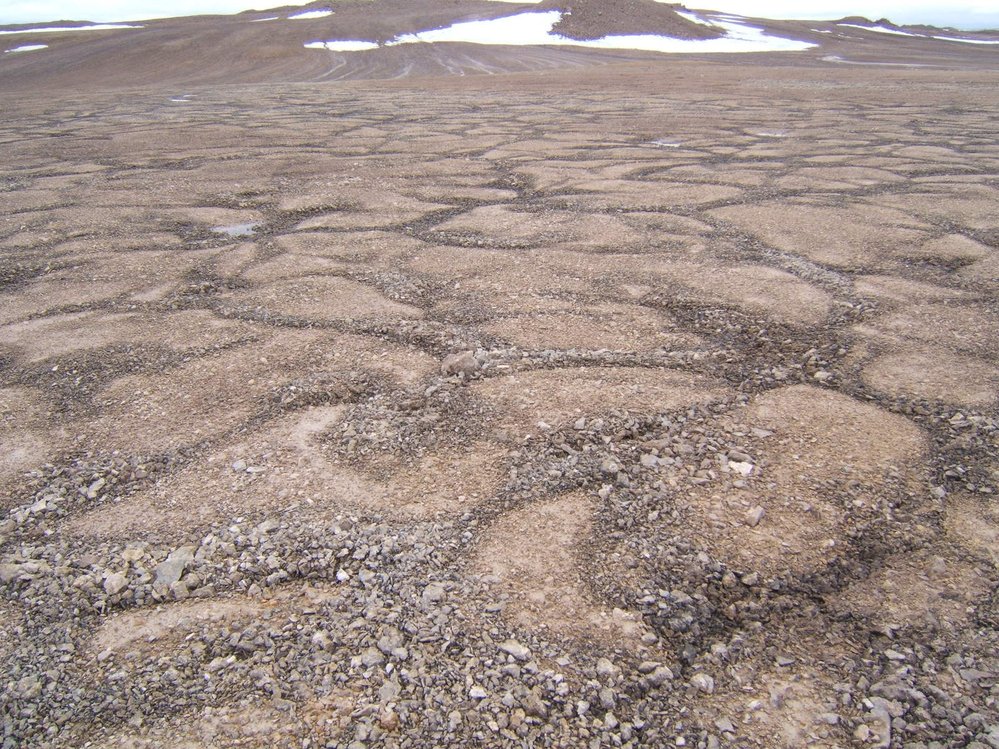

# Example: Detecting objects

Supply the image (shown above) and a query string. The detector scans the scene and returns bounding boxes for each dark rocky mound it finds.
[837,15,875,25]
[544,0,724,41]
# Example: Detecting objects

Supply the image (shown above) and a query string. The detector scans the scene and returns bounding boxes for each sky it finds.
[0,0,997,29]
[699,1,999,29]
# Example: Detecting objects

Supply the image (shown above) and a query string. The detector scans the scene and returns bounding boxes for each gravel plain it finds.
[1,6,999,748]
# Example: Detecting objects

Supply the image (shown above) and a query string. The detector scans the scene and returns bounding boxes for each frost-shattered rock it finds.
[154,546,195,586]
[648,666,675,687]
[103,572,128,595]
[498,639,531,661]
[441,351,481,378]
[421,582,446,604]
[690,673,715,694]
[745,505,766,527]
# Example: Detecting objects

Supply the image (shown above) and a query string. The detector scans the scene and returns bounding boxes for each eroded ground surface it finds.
[1,56,998,749]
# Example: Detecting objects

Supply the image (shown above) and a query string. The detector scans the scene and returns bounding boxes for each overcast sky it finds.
[0,0,997,29]
[700,1,999,29]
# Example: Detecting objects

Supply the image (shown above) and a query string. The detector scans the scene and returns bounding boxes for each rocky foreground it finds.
[0,27,998,749]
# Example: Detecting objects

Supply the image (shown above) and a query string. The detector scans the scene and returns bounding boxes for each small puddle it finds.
[211,222,260,238]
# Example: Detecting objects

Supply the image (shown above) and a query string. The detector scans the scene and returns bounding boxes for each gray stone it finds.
[648,666,675,687]
[714,717,735,733]
[86,477,106,499]
[598,687,616,709]
[640,453,659,468]
[358,648,385,668]
[103,572,128,596]
[596,657,618,679]
[690,673,715,694]
[154,546,195,586]
[867,697,893,749]
[745,506,765,527]
[377,627,404,655]
[442,351,480,378]
[600,458,622,474]
[0,563,23,584]
[379,679,401,703]
[170,581,189,600]
[498,639,531,661]
[421,583,445,604]
[523,689,548,718]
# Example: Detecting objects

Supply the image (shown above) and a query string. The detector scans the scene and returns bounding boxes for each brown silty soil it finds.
[1,4,998,749]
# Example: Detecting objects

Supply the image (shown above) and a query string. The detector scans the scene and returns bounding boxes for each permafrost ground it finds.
[0,17,998,749]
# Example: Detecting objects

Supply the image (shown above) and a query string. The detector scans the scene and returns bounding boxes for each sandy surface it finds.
[1,3,998,748]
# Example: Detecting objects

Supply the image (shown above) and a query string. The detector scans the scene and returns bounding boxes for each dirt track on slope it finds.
[0,22,998,749]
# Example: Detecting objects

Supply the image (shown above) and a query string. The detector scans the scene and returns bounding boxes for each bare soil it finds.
[0,5,997,749]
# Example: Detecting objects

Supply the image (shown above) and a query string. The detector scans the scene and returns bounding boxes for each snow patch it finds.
[0,24,143,34]
[932,35,999,45]
[674,10,716,27]
[4,43,47,53]
[391,11,562,46]
[838,24,921,37]
[389,11,815,54]
[249,16,279,22]
[305,40,378,51]
[288,9,333,20]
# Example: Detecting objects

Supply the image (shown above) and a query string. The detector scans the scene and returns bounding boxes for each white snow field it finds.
[387,10,815,53]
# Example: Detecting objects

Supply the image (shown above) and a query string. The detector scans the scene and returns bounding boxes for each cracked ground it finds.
[1,57,998,749]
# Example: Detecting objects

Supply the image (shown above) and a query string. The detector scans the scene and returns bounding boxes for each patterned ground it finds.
[0,55,998,748]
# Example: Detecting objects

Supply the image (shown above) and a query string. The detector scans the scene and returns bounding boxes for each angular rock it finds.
[596,657,619,679]
[499,639,531,661]
[422,582,446,604]
[442,351,480,378]
[690,673,715,694]
[154,546,195,586]
[745,506,765,527]
[648,666,675,687]
[103,572,128,596]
